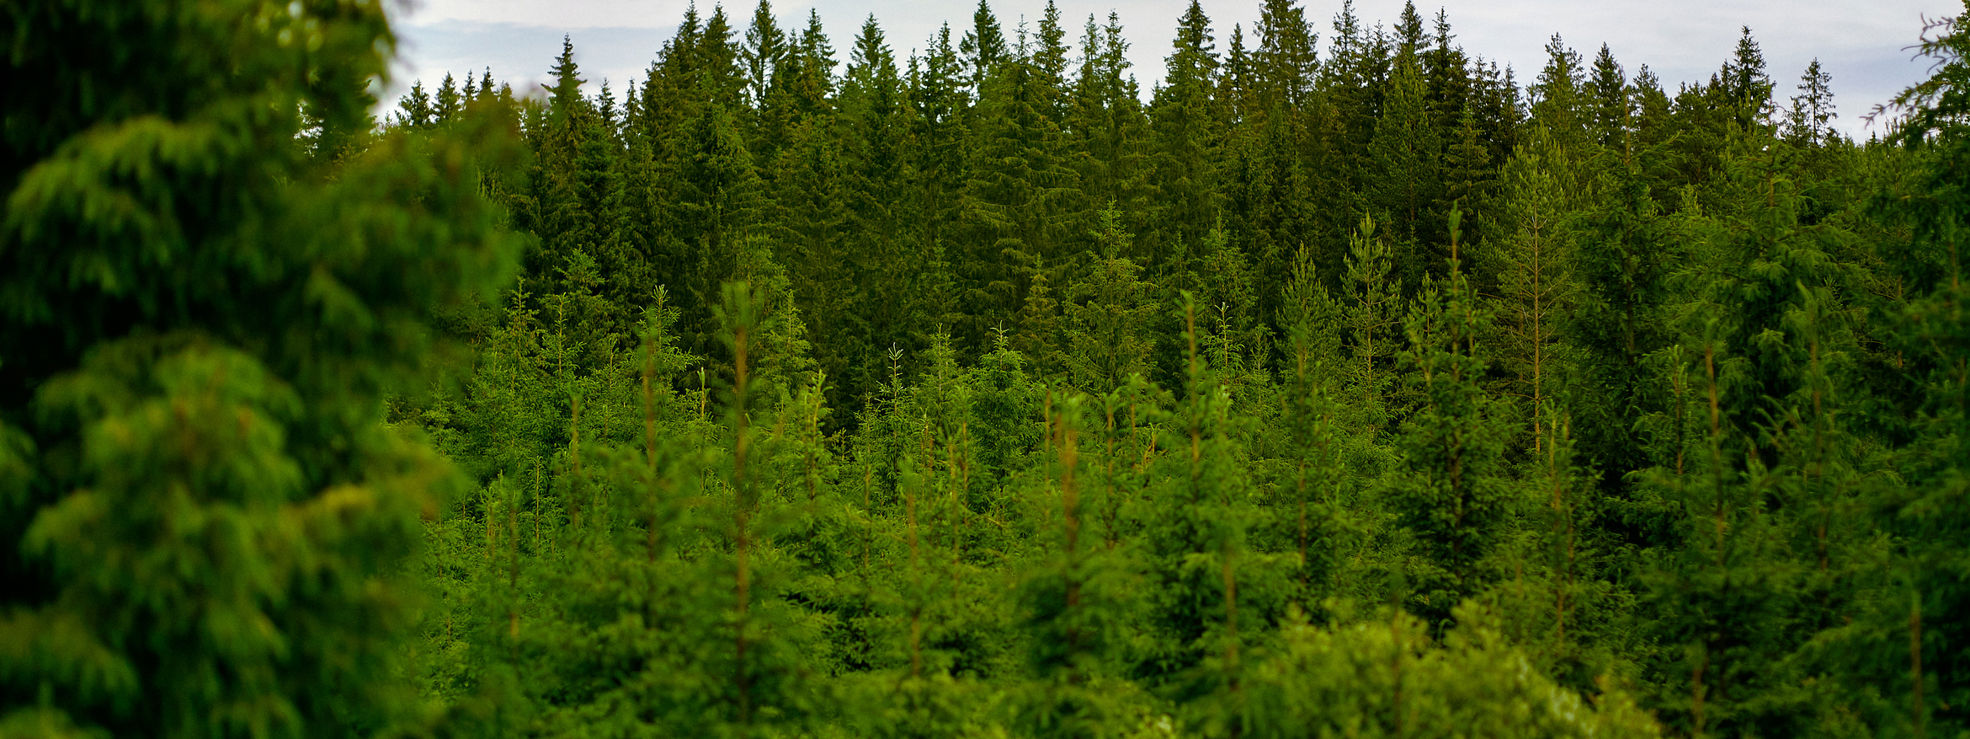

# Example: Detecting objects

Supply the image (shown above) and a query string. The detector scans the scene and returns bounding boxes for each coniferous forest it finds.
[5,0,1970,735]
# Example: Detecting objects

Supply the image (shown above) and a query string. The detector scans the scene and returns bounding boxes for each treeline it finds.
[2,0,1967,736]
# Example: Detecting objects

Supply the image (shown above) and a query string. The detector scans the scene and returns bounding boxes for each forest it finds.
[3,0,1969,735]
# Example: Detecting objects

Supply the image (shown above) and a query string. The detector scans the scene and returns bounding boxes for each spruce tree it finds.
[960,0,1008,100]
[1786,59,1836,147]
[1061,208,1158,394]
[436,72,464,125]
[398,80,436,129]
[910,23,971,327]
[0,0,523,732]
[1368,45,1446,286]
[1529,34,1587,153]
[1148,1,1225,255]
[1389,226,1513,625]
[1341,215,1403,426]
[1871,15,1970,729]
[1253,0,1318,112]
[1067,13,1152,231]
[1423,10,1475,133]
[1588,45,1631,152]
[838,14,915,400]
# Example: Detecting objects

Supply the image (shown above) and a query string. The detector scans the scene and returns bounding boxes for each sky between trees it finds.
[387,0,1949,139]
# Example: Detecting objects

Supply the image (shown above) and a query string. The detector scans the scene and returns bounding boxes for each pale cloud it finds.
[384,0,1958,138]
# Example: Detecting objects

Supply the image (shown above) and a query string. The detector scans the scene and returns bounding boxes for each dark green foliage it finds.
[1060,208,1158,393]
[1389,243,1514,624]
[13,0,1970,736]
[0,0,522,733]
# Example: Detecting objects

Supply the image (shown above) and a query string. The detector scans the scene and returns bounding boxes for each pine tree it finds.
[1487,132,1576,450]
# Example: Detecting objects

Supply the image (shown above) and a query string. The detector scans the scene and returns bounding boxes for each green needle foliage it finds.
[10,0,1970,736]
[1,0,523,734]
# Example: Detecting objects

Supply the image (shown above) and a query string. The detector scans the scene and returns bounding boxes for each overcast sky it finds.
[383,0,1959,139]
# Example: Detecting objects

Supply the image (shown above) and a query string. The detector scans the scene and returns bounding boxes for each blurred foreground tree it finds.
[0,0,522,734]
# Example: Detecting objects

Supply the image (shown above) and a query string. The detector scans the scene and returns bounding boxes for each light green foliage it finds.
[1487,131,1579,447]
[1341,214,1404,427]
[1245,606,1662,738]
[1389,251,1514,623]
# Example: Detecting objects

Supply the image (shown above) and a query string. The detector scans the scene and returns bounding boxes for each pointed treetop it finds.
[849,14,893,72]
[1396,0,1425,55]
[1589,43,1629,145]
[1722,25,1772,122]
[742,0,787,108]
[1432,8,1455,54]
[1530,33,1582,130]
[1034,0,1070,86]
[801,9,835,69]
[1790,58,1836,142]
[1256,0,1317,106]
[962,0,1008,89]
[549,35,585,120]
[1332,0,1362,52]
[1165,0,1218,85]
